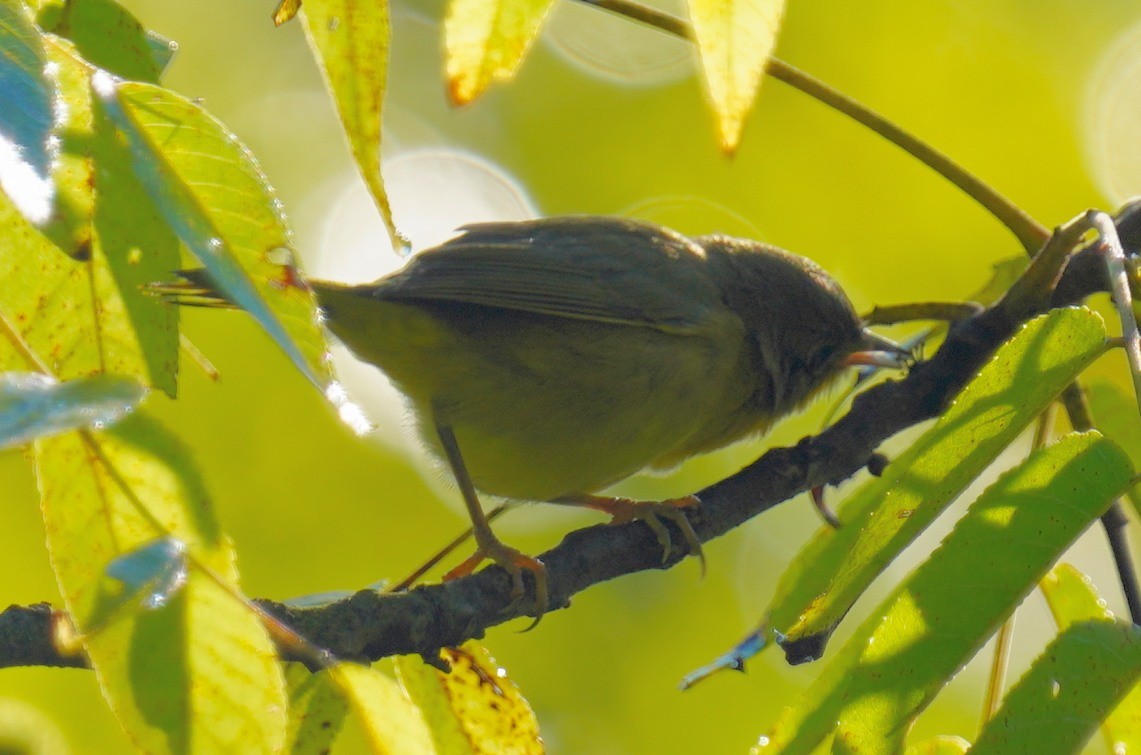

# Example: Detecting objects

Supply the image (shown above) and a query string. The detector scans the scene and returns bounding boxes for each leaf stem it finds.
[573,0,1051,253]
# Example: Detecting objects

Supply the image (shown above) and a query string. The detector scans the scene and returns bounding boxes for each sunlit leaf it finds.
[444,0,557,104]
[0,0,54,222]
[94,76,335,395]
[686,0,785,152]
[972,621,1141,755]
[326,663,435,753]
[0,372,145,449]
[1041,563,1141,753]
[0,187,286,753]
[759,431,1132,754]
[296,0,396,245]
[35,38,180,393]
[395,641,544,754]
[284,663,349,755]
[767,308,1107,657]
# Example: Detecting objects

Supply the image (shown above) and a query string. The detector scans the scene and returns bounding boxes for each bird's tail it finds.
[145,269,238,309]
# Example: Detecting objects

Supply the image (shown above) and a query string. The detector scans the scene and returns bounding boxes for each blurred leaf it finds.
[0,698,69,754]
[327,663,435,753]
[768,307,1108,656]
[1086,380,1141,468]
[444,0,557,104]
[37,0,162,83]
[903,736,969,755]
[0,372,146,449]
[970,256,1028,306]
[284,663,349,755]
[95,77,335,394]
[0,0,54,221]
[297,0,396,244]
[1041,563,1141,753]
[972,621,1141,755]
[759,431,1132,754]
[395,641,544,754]
[687,0,785,152]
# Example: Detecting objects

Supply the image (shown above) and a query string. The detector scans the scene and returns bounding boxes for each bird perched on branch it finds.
[163,216,907,615]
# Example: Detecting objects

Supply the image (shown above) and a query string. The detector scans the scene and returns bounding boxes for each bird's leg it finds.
[435,423,548,615]
[555,494,705,575]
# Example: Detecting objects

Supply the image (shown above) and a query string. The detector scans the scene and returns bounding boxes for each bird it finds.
[163,215,907,615]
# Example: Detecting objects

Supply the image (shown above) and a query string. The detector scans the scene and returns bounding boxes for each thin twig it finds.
[573,0,1050,252]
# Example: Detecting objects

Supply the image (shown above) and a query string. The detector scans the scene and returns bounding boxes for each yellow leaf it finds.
[327,664,436,754]
[687,0,787,152]
[395,641,543,754]
[298,0,398,245]
[444,0,557,104]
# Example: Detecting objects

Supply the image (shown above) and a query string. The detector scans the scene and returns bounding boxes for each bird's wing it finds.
[378,217,726,333]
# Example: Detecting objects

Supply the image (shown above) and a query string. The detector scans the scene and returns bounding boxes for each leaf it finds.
[0,184,285,753]
[758,431,1132,754]
[297,0,397,245]
[36,0,162,83]
[1085,379,1141,518]
[284,663,349,755]
[686,0,786,152]
[768,307,1108,657]
[444,0,557,104]
[326,663,435,753]
[0,0,54,222]
[0,372,146,449]
[101,536,188,613]
[972,621,1141,755]
[1040,564,1141,753]
[37,418,287,754]
[395,641,544,754]
[93,76,336,394]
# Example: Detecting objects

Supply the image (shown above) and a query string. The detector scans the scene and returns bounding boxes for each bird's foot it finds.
[443,538,548,624]
[576,494,705,575]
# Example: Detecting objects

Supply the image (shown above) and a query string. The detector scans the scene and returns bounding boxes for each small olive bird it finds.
[166,216,906,613]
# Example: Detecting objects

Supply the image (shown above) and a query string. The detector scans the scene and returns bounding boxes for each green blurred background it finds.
[4,0,1141,751]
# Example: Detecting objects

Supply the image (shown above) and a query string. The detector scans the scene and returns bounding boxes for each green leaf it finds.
[767,307,1107,654]
[297,0,397,245]
[444,0,557,104]
[1085,379,1141,519]
[36,0,162,83]
[686,0,786,152]
[759,431,1132,754]
[284,663,349,755]
[0,372,145,449]
[395,641,544,754]
[972,621,1141,755]
[326,663,435,753]
[1041,563,1141,753]
[95,77,336,395]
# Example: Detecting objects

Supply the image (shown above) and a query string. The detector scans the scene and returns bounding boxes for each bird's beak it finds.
[843,329,912,370]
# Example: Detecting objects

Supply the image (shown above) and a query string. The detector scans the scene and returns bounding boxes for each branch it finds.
[4,207,1135,671]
